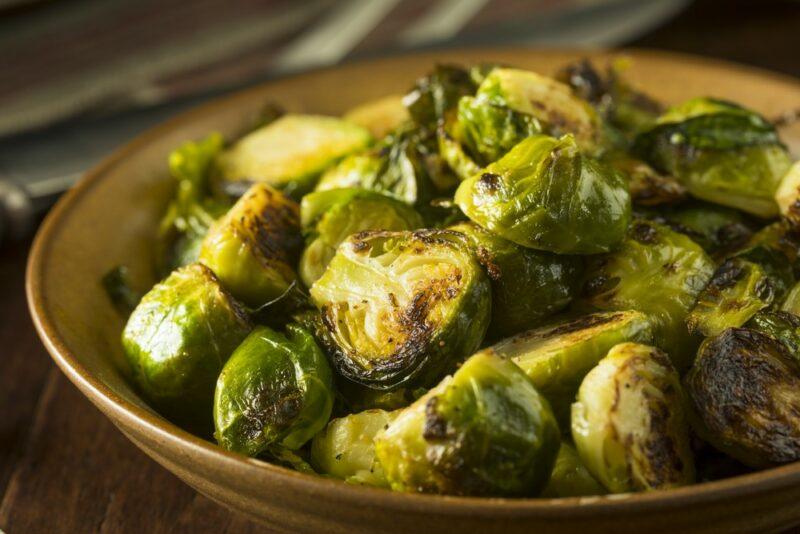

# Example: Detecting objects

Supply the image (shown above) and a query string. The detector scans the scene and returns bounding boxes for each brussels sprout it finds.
[572,342,695,492]
[343,95,409,139]
[733,221,798,292]
[309,230,490,389]
[122,263,252,429]
[215,115,372,197]
[437,126,481,181]
[775,160,800,225]
[311,409,397,487]
[581,220,714,367]
[299,188,424,287]
[453,95,543,165]
[747,310,800,355]
[455,134,631,254]
[403,64,477,132]
[647,202,753,256]
[315,153,384,192]
[686,258,777,337]
[685,328,800,467]
[199,183,302,308]
[476,68,601,151]
[634,97,791,217]
[481,311,654,425]
[450,221,582,338]
[214,324,333,455]
[374,351,561,496]
[603,150,686,206]
[541,442,606,498]
[782,280,800,315]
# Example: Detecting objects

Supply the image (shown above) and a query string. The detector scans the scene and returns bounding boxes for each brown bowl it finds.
[27,48,800,533]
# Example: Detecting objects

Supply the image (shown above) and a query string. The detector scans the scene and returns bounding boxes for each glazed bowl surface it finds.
[27,48,800,533]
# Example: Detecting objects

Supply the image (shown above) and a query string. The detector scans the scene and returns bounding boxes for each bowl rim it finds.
[26,46,800,516]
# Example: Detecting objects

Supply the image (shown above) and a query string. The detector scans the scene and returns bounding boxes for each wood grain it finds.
[3,1,800,532]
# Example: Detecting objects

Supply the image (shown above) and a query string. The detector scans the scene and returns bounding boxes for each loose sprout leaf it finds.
[102,265,143,315]
[309,229,490,389]
[455,134,631,254]
[541,442,606,498]
[572,342,695,493]
[374,351,561,496]
[747,310,800,355]
[404,64,477,132]
[782,280,800,315]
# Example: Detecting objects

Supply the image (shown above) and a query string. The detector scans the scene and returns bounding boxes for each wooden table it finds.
[2,1,799,532]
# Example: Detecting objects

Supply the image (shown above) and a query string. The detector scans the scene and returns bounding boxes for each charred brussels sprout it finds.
[481,311,654,424]
[476,68,601,151]
[216,115,372,197]
[309,230,490,389]
[541,442,606,498]
[214,324,333,455]
[582,220,714,368]
[775,161,800,226]
[199,183,302,308]
[311,409,397,487]
[122,263,252,429]
[685,328,800,467]
[343,95,409,139]
[572,343,695,492]
[299,188,424,287]
[455,134,631,254]
[374,351,560,496]
[686,258,777,337]
[634,97,791,217]
[450,221,582,338]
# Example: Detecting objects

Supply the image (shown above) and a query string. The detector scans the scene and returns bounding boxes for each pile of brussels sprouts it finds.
[112,58,800,498]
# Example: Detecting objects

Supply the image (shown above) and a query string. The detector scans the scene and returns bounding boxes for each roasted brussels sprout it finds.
[481,311,654,424]
[582,220,714,368]
[686,258,777,337]
[634,97,791,217]
[214,324,333,455]
[449,221,582,338]
[782,280,800,315]
[603,150,686,206]
[747,310,800,355]
[315,153,384,192]
[455,134,631,254]
[403,64,477,132]
[299,188,424,287]
[685,328,800,467]
[775,161,800,226]
[374,351,560,496]
[647,202,753,256]
[199,183,302,308]
[572,342,695,492]
[311,409,397,487]
[215,115,372,197]
[541,442,606,498]
[476,68,601,151]
[437,125,481,181]
[309,230,490,389]
[122,263,252,429]
[343,95,409,139]
[733,221,798,292]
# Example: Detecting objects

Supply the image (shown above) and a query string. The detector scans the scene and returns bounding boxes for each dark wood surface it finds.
[2,1,799,532]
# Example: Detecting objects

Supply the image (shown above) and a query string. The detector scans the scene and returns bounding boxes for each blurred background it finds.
[1,0,798,243]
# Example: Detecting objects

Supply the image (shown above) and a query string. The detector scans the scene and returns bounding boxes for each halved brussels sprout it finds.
[782,280,800,315]
[122,263,252,429]
[455,134,631,254]
[299,188,424,287]
[449,221,582,338]
[215,115,372,197]
[686,258,777,337]
[403,64,477,132]
[747,310,800,355]
[603,150,686,206]
[685,328,800,467]
[476,68,601,151]
[634,97,791,217]
[647,202,753,256]
[343,95,409,139]
[541,442,606,498]
[572,342,695,493]
[453,95,542,166]
[374,351,561,496]
[199,183,302,308]
[581,220,714,368]
[214,324,333,456]
[309,230,491,389]
[311,409,397,487]
[480,311,654,424]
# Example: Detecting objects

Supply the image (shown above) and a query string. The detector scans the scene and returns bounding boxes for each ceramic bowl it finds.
[27,49,800,533]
